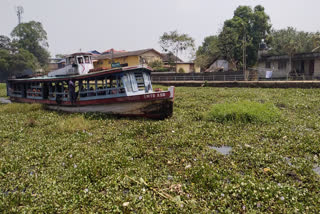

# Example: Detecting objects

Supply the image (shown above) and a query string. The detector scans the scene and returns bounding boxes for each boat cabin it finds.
[7,67,153,104]
[48,53,94,77]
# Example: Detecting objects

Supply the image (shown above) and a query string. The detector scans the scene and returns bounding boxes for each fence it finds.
[151,75,246,82]
[151,73,319,82]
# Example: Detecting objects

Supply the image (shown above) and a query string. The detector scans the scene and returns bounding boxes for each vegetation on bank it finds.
[0,83,7,97]
[1,84,320,213]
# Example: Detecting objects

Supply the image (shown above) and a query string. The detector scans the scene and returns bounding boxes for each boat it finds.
[6,52,175,119]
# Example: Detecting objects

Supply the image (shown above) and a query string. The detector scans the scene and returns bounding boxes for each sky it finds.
[1,0,320,60]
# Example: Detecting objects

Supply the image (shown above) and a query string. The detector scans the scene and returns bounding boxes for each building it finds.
[101,49,126,55]
[93,49,162,69]
[176,62,200,73]
[161,52,183,64]
[258,52,320,79]
[48,58,66,71]
[206,58,238,72]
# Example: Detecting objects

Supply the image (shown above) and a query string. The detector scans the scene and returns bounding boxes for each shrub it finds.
[204,101,281,123]
[148,60,163,69]
[153,67,170,72]
[178,68,185,73]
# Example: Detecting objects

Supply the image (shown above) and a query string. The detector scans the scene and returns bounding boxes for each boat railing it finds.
[79,87,125,98]
[12,90,23,97]
[49,91,69,101]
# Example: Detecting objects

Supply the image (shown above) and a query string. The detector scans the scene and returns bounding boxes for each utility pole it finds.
[16,6,24,25]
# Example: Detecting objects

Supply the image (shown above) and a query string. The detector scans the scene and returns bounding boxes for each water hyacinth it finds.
[1,84,320,213]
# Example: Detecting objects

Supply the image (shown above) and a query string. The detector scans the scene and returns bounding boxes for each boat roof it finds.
[8,65,152,82]
[67,52,92,57]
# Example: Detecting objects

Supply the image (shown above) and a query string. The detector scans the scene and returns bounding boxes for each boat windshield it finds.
[68,57,76,65]
[78,57,84,64]
[84,56,90,64]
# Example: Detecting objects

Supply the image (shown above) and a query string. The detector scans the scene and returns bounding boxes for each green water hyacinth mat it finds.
[1,84,320,213]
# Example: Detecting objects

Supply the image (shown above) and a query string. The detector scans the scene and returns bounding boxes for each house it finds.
[48,58,66,71]
[258,52,320,79]
[176,62,200,73]
[101,49,126,55]
[161,52,183,65]
[88,50,101,55]
[93,48,163,69]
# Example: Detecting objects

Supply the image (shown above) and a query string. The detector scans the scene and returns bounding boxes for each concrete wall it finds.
[314,59,320,77]
[176,63,200,73]
[176,64,190,73]
[94,56,139,69]
[153,80,320,88]
[258,60,289,79]
[140,51,162,64]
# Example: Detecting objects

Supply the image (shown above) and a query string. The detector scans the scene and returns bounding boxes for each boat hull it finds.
[10,88,175,119]
[45,98,173,119]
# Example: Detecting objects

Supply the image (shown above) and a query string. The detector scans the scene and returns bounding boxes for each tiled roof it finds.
[161,53,183,63]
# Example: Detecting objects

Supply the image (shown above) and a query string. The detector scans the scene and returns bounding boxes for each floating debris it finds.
[313,166,320,175]
[0,98,11,104]
[284,157,293,166]
[209,146,232,155]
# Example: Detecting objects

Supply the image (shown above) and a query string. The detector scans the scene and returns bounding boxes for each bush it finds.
[153,67,170,72]
[204,101,281,123]
[148,60,163,69]
[178,68,185,73]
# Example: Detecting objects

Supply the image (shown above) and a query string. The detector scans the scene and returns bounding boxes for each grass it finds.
[1,83,320,212]
[204,100,281,123]
[0,83,7,97]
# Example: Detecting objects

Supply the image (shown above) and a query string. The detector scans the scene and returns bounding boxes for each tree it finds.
[159,30,195,63]
[9,48,38,74]
[195,35,220,70]
[0,47,38,76]
[11,21,50,67]
[218,5,271,77]
[0,36,12,50]
[0,33,39,78]
[55,54,66,59]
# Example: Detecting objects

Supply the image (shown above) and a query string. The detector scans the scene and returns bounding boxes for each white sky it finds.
[1,0,320,60]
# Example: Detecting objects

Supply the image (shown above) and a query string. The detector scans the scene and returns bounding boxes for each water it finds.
[313,166,320,175]
[209,146,232,155]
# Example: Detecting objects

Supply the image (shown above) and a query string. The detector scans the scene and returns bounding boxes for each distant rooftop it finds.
[161,52,183,63]
[101,49,126,55]
[94,48,162,60]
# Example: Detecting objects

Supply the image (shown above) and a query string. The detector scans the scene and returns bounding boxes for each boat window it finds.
[143,72,152,92]
[79,80,88,97]
[128,73,137,92]
[84,56,90,64]
[27,82,42,98]
[69,57,76,65]
[134,72,145,91]
[10,82,23,97]
[117,76,125,94]
[78,57,84,64]
[122,74,132,92]
[96,79,106,96]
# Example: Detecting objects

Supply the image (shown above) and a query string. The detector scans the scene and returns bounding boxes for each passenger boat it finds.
[6,53,175,119]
